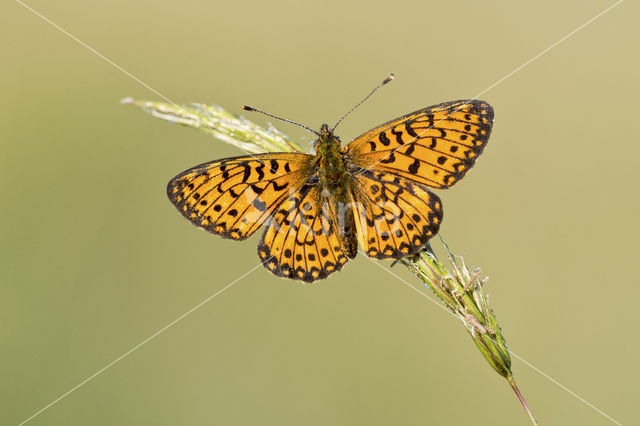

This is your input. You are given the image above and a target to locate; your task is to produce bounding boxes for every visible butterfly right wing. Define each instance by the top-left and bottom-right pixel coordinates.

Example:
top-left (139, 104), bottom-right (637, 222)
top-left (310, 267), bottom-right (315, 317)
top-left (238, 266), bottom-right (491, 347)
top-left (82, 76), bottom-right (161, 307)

top-left (345, 100), bottom-right (494, 189)
top-left (167, 152), bottom-right (313, 240)
top-left (349, 168), bottom-right (443, 259)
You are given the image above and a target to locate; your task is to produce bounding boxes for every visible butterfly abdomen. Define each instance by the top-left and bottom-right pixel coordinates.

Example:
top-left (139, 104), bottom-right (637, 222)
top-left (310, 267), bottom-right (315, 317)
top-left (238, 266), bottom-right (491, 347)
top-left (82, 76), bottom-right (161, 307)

top-left (339, 206), bottom-right (358, 259)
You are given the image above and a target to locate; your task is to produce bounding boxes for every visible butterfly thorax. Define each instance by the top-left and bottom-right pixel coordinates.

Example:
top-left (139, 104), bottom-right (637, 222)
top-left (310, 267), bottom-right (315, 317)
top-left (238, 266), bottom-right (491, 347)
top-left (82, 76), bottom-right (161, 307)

top-left (314, 124), bottom-right (351, 198)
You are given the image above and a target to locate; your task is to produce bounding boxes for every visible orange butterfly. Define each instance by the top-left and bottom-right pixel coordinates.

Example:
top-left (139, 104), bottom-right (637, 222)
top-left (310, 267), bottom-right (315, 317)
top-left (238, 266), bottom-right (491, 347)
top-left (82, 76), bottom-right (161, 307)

top-left (167, 80), bottom-right (493, 282)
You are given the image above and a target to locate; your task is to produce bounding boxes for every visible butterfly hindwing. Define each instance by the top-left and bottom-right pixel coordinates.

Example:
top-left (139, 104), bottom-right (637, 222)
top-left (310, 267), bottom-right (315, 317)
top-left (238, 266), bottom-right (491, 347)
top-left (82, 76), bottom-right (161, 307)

top-left (258, 182), bottom-right (350, 282)
top-left (167, 152), bottom-right (313, 240)
top-left (351, 168), bottom-right (443, 259)
top-left (345, 100), bottom-right (493, 189)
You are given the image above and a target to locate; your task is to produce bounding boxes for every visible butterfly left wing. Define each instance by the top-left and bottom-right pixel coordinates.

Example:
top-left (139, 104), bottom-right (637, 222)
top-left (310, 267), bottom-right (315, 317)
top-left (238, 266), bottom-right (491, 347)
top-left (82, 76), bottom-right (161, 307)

top-left (167, 152), bottom-right (313, 240)
top-left (258, 181), bottom-right (350, 282)
top-left (345, 100), bottom-right (493, 189)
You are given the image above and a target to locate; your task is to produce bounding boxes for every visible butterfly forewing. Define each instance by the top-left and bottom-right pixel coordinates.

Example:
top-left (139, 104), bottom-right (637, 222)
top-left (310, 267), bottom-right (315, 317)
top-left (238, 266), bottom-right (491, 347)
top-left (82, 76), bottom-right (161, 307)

top-left (345, 100), bottom-right (494, 189)
top-left (167, 153), bottom-right (313, 240)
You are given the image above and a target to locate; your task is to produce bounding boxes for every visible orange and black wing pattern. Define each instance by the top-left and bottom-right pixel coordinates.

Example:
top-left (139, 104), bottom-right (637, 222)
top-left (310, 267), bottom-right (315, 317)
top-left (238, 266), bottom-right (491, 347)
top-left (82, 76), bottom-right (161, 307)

top-left (345, 100), bottom-right (494, 189)
top-left (350, 168), bottom-right (443, 259)
top-left (258, 180), bottom-right (350, 282)
top-left (167, 152), bottom-right (313, 240)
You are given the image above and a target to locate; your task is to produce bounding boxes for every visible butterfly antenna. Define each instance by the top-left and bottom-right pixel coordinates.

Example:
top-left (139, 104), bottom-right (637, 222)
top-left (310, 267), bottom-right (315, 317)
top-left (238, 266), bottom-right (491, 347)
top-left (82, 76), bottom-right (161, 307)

top-left (330, 73), bottom-right (395, 132)
top-left (242, 105), bottom-right (320, 136)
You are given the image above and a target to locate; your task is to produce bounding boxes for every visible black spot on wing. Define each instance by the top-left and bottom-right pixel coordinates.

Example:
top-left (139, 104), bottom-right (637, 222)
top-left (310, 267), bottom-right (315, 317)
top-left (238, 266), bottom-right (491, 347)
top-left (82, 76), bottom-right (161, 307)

top-left (380, 153), bottom-right (395, 164)
top-left (405, 123), bottom-right (418, 138)
top-left (408, 159), bottom-right (420, 174)
top-left (269, 159), bottom-right (279, 173)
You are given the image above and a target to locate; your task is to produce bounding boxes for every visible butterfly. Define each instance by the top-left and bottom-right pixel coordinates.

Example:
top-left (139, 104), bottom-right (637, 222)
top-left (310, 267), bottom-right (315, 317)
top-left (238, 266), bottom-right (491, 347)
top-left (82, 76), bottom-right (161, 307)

top-left (167, 94), bottom-right (493, 283)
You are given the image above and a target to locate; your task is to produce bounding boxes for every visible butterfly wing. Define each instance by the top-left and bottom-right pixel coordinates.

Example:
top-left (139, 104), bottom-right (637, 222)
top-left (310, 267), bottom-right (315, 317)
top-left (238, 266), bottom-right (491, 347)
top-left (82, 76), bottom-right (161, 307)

top-left (349, 169), bottom-right (443, 259)
top-left (258, 181), bottom-right (350, 282)
top-left (345, 100), bottom-right (494, 189)
top-left (343, 100), bottom-right (493, 259)
top-left (167, 152), bottom-right (313, 240)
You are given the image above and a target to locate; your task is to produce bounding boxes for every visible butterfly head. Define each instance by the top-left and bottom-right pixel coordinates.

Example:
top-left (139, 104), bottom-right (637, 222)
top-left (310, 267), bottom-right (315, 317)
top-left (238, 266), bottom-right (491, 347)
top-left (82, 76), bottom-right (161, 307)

top-left (314, 123), bottom-right (342, 151)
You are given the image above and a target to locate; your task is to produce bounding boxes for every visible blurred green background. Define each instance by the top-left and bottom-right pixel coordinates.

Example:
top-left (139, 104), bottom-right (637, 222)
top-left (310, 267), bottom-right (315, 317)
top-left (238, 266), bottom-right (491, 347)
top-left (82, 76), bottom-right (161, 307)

top-left (2, 0), bottom-right (638, 424)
